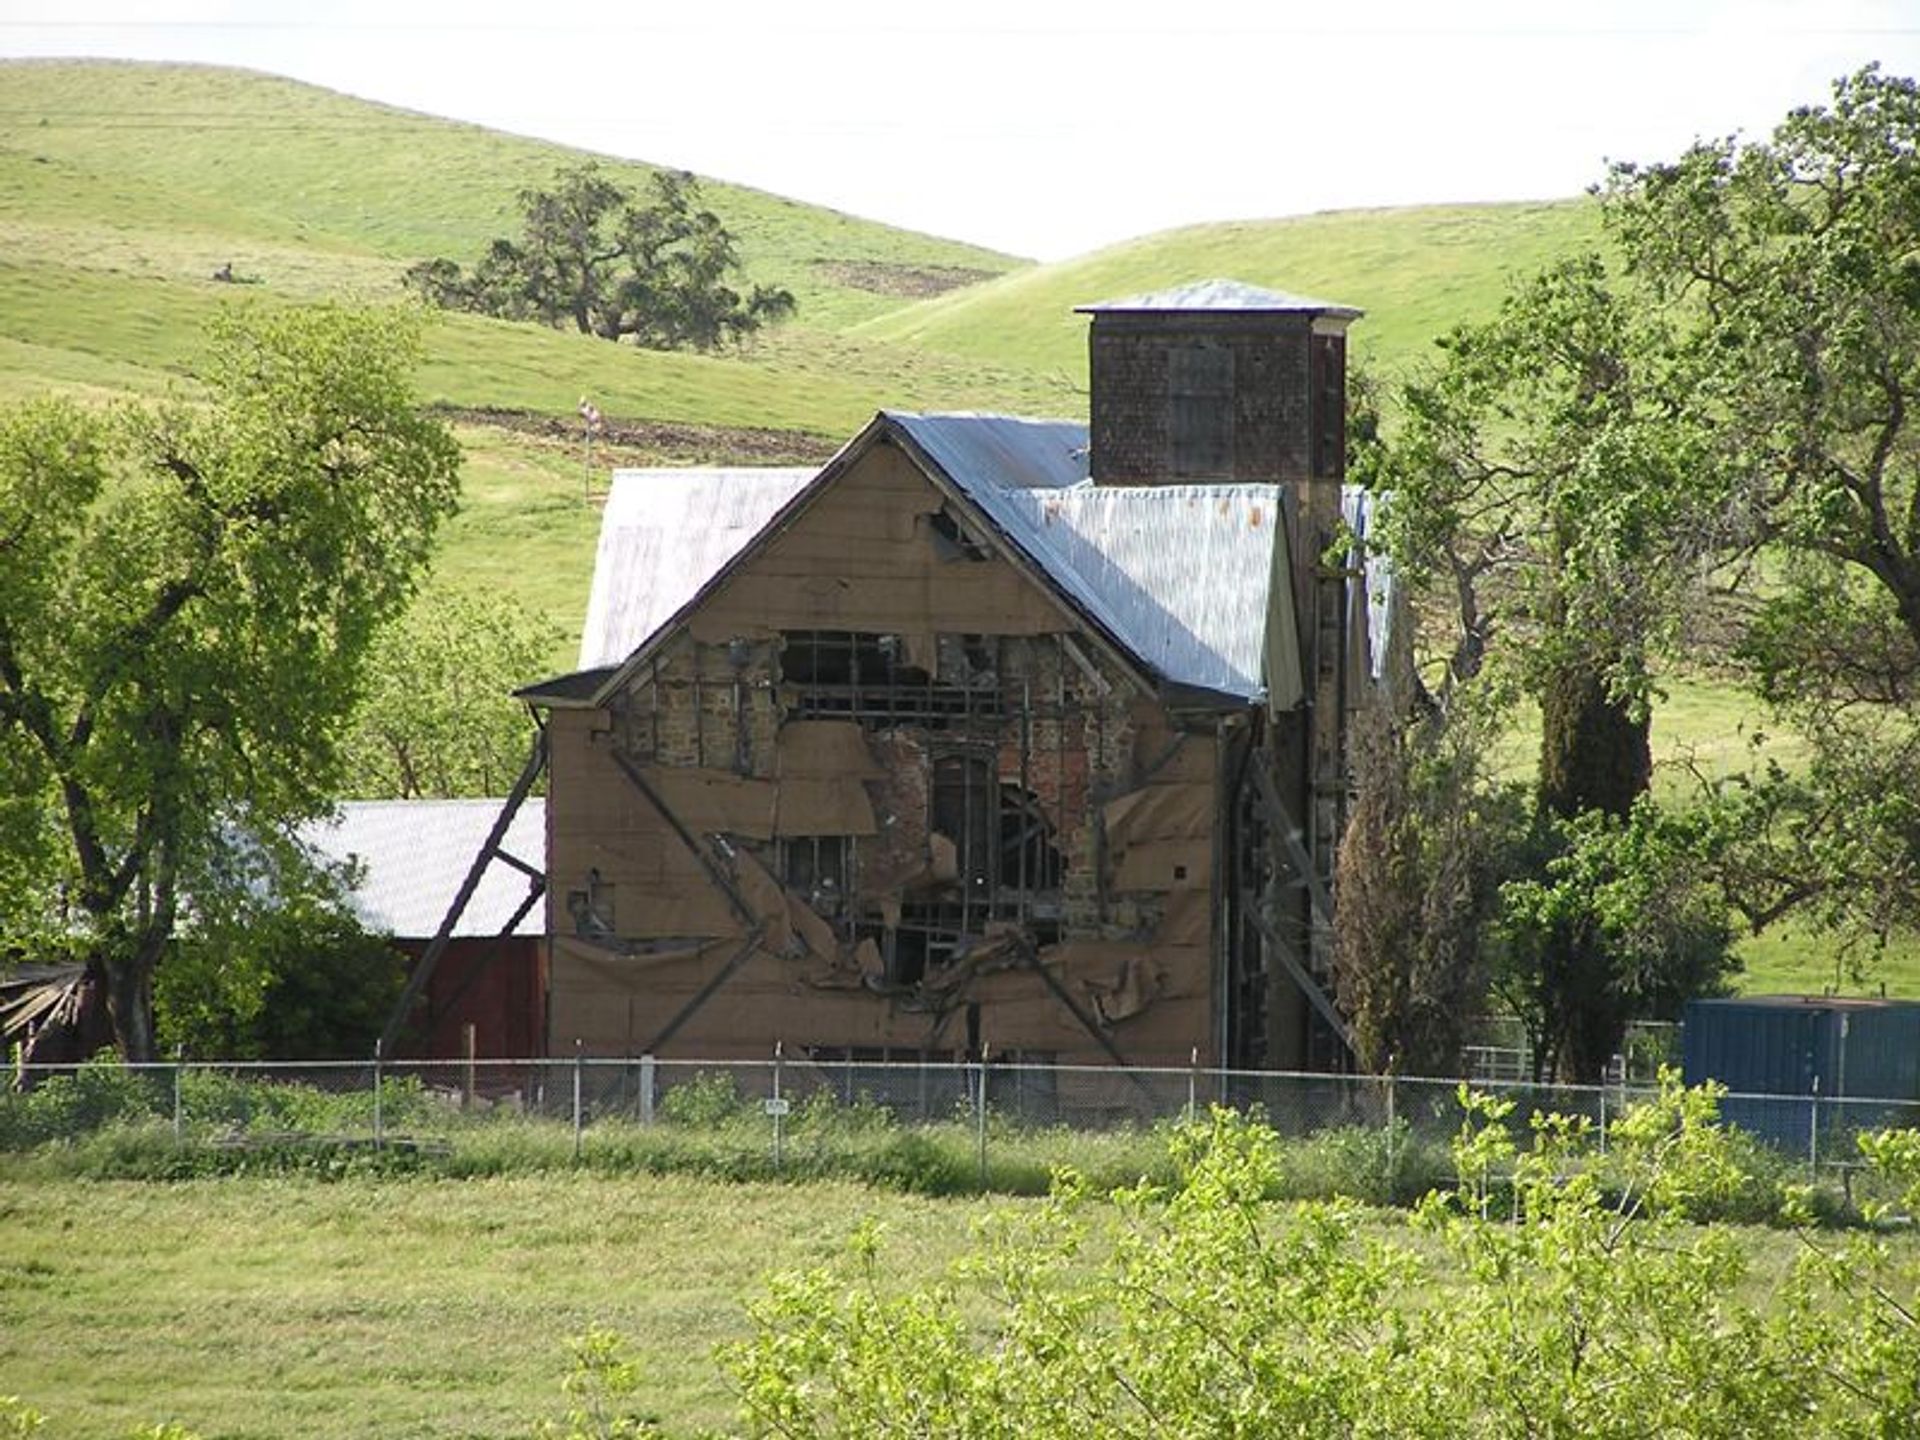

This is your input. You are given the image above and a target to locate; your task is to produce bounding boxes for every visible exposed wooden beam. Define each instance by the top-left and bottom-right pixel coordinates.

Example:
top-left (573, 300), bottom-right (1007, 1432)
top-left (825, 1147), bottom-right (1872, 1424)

top-left (608, 750), bottom-right (760, 931)
top-left (1251, 909), bottom-right (1357, 1060)
top-left (638, 932), bottom-right (764, 1056)
top-left (1248, 756), bottom-right (1334, 927)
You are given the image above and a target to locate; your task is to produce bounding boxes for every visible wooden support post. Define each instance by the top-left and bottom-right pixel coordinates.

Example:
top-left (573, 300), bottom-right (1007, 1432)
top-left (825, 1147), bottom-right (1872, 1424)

top-left (463, 1023), bottom-right (477, 1110)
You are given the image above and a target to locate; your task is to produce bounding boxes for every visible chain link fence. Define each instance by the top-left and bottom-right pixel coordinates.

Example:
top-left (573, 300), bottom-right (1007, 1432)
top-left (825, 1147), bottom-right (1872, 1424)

top-left (5, 1049), bottom-right (1915, 1196)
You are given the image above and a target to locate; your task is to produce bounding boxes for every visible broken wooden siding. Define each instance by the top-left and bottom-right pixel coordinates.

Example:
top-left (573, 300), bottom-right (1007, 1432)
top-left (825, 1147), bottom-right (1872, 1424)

top-left (545, 439), bottom-right (1230, 1067)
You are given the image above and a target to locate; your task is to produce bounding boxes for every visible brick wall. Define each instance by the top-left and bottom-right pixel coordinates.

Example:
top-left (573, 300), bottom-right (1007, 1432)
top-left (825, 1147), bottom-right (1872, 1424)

top-left (1087, 313), bottom-right (1320, 485)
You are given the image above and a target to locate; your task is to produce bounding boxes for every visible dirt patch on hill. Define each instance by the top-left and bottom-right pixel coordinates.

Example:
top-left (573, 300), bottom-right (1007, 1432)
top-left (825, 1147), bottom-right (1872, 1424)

top-left (813, 260), bottom-right (1003, 298)
top-left (435, 405), bottom-right (840, 468)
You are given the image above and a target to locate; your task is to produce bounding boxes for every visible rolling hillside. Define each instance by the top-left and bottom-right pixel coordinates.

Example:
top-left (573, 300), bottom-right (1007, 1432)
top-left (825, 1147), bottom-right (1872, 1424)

top-left (0, 58), bottom-right (1614, 645)
top-left (856, 201), bottom-right (1602, 380)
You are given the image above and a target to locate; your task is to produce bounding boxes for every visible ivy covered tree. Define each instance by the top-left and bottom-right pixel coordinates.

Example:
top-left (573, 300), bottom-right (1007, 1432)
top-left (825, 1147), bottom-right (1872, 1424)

top-left (0, 305), bottom-right (461, 1062)
top-left (405, 164), bottom-right (796, 351)
top-left (1370, 256), bottom-right (1732, 1080)
top-left (1332, 695), bottom-right (1523, 1076)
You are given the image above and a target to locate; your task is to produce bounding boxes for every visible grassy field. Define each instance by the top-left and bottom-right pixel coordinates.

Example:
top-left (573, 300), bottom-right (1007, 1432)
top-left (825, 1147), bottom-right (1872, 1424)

top-left (0, 1173), bottom-right (1005, 1438)
top-left (0, 59), bottom-right (1610, 653)
top-left (855, 199), bottom-right (1602, 381)
top-left (0, 1160), bottom-right (1903, 1440)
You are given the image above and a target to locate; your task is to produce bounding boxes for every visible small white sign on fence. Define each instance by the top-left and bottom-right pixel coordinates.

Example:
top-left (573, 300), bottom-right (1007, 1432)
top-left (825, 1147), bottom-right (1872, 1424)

top-left (763, 1097), bottom-right (791, 1117)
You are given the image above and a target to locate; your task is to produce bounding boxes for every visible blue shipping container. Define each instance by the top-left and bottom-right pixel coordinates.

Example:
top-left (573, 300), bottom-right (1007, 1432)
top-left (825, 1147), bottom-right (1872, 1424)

top-left (1682, 997), bottom-right (1920, 1151)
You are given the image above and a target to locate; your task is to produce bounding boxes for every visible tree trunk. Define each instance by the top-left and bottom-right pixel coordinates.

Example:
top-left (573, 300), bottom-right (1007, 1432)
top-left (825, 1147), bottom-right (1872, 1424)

top-left (101, 951), bottom-right (159, 1064)
top-left (1539, 659), bottom-right (1650, 820)
top-left (1538, 652), bottom-right (1652, 1083)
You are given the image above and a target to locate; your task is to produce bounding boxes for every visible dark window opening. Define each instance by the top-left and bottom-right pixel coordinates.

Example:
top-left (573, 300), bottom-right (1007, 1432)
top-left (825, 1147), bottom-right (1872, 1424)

top-left (928, 506), bottom-right (991, 562)
top-left (781, 630), bottom-right (899, 688)
top-left (780, 630), bottom-right (1002, 727)
top-left (933, 754), bottom-right (996, 893)
top-left (780, 835), bottom-right (851, 919)
top-left (890, 923), bottom-right (929, 987)
top-left (566, 868), bottom-right (616, 939)
top-left (999, 784), bottom-right (1064, 891)
top-left (1170, 343), bottom-right (1235, 477)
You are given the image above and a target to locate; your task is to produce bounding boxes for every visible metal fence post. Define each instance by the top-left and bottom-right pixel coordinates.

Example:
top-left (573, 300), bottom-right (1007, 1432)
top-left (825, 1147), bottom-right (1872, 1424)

top-left (372, 1039), bottom-right (384, 1150)
top-left (571, 1039), bottom-right (584, 1162)
top-left (772, 1042), bottom-right (785, 1174)
top-left (1187, 1046), bottom-right (1199, 1123)
top-left (172, 1046), bottom-right (184, 1143)
top-left (1384, 1072), bottom-right (1397, 1198)
top-left (1809, 1075), bottom-right (1821, 1175)
top-left (639, 1054), bottom-right (656, 1127)
top-left (976, 1047), bottom-right (990, 1192)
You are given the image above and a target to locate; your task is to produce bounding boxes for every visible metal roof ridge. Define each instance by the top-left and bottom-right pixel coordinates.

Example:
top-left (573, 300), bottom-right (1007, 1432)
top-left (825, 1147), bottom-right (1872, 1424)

top-left (1076, 278), bottom-right (1363, 317)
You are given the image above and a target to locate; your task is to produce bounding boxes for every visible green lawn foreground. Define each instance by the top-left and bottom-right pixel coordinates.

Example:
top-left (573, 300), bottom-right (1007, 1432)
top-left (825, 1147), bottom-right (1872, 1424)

top-left (0, 1174), bottom-right (1004, 1439)
top-left (0, 1168), bottom-right (1906, 1440)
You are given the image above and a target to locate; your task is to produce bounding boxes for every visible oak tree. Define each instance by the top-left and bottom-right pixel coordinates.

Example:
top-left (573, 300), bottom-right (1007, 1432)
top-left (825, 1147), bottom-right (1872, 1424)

top-left (1605, 65), bottom-right (1920, 945)
top-left (1372, 256), bottom-right (1730, 1080)
top-left (339, 583), bottom-right (555, 800)
top-left (405, 165), bottom-right (796, 351)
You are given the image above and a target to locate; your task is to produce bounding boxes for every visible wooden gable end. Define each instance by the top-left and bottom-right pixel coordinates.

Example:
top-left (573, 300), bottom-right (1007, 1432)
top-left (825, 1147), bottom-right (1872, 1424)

top-left (681, 435), bottom-right (1074, 652)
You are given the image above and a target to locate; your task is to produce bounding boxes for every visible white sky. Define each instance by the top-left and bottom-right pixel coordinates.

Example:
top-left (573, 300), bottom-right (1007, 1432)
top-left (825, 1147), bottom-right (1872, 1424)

top-left (6, 1), bottom-right (1919, 260)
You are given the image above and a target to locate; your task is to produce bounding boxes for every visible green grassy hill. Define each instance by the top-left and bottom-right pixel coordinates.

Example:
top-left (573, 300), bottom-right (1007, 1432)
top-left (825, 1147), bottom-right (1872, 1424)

top-left (0, 58), bottom-right (1613, 649)
top-left (856, 201), bottom-right (1602, 381)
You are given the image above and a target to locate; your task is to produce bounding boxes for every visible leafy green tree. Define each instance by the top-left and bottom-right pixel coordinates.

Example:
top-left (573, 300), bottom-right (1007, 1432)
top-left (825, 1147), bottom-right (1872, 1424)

top-left (154, 841), bottom-right (402, 1060)
top-left (1372, 256), bottom-right (1725, 1079)
top-left (405, 165), bottom-right (796, 351)
top-left (1603, 65), bottom-right (1920, 946)
top-left (1496, 800), bottom-right (1738, 1080)
top-left (0, 305), bottom-right (460, 1062)
top-left (340, 584), bottom-right (555, 799)
top-left (1332, 695), bottom-right (1525, 1075)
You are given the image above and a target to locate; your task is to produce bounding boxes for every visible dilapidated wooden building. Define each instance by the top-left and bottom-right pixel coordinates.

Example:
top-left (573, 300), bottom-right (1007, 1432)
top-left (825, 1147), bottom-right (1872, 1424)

top-left (521, 281), bottom-right (1402, 1070)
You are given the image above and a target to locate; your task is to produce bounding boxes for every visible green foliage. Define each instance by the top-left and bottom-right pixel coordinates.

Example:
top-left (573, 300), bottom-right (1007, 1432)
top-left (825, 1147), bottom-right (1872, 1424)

top-left (0, 1396), bottom-right (202, 1439)
top-left (0, 1053), bottom-right (167, 1148)
top-left (340, 582), bottom-right (556, 799)
top-left (0, 1398), bottom-right (42, 1439)
top-left (156, 849), bottom-right (403, 1059)
top-left (725, 1080), bottom-right (1920, 1439)
top-left (1602, 66), bottom-right (1920, 951)
top-left (1333, 693), bottom-right (1528, 1074)
top-left (407, 165), bottom-right (797, 352)
top-left (1369, 249), bottom-right (1730, 1079)
top-left (1496, 799), bottom-right (1739, 1078)
top-left (532, 1328), bottom-right (661, 1440)
top-left (656, 1071), bottom-right (751, 1127)
top-left (0, 303), bottom-right (460, 1060)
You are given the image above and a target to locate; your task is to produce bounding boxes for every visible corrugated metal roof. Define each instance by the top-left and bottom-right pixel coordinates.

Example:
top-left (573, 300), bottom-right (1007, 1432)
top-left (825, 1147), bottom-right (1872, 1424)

top-left (578, 468), bottom-right (816, 669)
top-left (993, 485), bottom-right (1286, 699)
top-left (885, 411), bottom-right (1089, 492)
top-left (302, 799), bottom-right (546, 940)
top-left (890, 413), bottom-right (1291, 702)
top-left (1077, 279), bottom-right (1363, 319)
top-left (566, 413), bottom-right (1313, 706)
